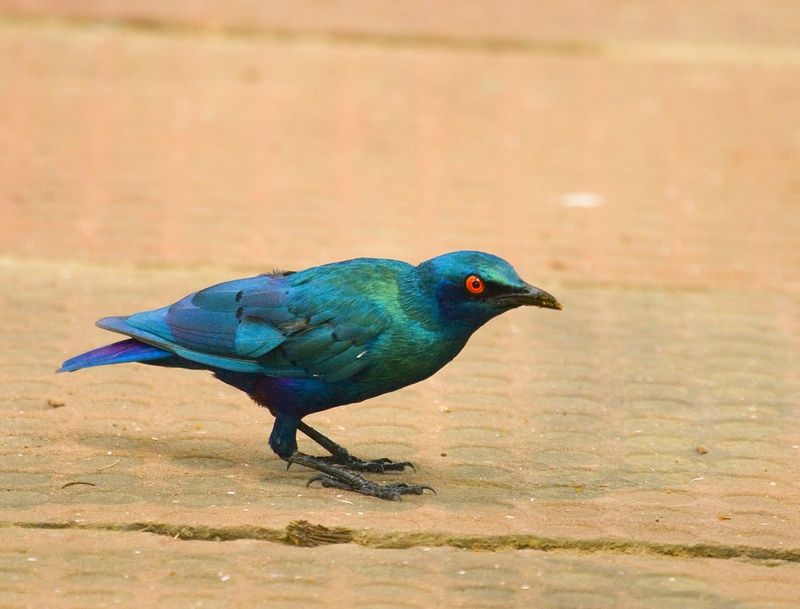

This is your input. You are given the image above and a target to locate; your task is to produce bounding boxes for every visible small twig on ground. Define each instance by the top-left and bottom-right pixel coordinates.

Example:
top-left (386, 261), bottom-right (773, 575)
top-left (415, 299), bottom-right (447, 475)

top-left (61, 481), bottom-right (96, 489)
top-left (97, 459), bottom-right (121, 472)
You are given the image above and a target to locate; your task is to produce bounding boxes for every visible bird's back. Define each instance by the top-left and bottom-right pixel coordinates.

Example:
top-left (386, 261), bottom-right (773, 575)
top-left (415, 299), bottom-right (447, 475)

top-left (89, 258), bottom-right (432, 381)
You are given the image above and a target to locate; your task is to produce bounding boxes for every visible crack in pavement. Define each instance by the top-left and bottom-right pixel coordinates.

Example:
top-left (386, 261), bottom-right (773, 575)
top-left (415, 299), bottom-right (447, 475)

top-left (0, 13), bottom-right (602, 56)
top-left (4, 520), bottom-right (799, 564)
top-left (3, 14), bottom-right (800, 66)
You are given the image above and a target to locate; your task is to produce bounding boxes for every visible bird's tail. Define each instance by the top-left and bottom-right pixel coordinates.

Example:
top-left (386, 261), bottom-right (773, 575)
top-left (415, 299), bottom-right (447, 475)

top-left (57, 339), bottom-right (172, 373)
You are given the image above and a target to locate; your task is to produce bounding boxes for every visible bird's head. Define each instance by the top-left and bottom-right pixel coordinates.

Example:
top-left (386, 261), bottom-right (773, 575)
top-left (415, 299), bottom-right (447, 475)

top-left (417, 251), bottom-right (561, 329)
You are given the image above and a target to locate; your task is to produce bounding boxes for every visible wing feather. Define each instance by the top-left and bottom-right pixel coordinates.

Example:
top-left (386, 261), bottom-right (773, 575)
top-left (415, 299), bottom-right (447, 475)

top-left (96, 263), bottom-right (395, 382)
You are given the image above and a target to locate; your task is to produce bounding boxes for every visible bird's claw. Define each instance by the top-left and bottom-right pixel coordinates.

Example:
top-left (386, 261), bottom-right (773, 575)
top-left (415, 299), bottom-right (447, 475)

top-left (287, 452), bottom-right (434, 501)
top-left (307, 474), bottom-right (435, 501)
top-left (324, 453), bottom-right (415, 473)
top-left (371, 458), bottom-right (416, 473)
top-left (296, 421), bottom-right (416, 472)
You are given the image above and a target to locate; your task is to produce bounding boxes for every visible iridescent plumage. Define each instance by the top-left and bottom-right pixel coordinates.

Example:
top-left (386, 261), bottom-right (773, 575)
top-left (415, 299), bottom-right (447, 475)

top-left (60, 251), bottom-right (560, 499)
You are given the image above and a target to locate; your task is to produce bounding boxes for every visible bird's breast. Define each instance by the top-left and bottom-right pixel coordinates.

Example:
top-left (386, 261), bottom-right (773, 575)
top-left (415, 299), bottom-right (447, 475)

top-left (362, 326), bottom-right (470, 390)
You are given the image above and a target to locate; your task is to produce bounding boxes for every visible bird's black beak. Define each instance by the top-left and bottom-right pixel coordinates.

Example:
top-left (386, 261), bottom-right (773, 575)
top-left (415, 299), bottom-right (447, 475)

top-left (493, 283), bottom-right (562, 310)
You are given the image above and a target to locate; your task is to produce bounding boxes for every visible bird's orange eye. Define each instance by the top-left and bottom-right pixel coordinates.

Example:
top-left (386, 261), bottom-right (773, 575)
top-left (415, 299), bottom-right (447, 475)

top-left (465, 275), bottom-right (484, 294)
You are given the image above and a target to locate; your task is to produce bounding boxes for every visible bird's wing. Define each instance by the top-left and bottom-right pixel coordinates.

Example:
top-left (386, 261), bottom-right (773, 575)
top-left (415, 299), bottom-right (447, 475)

top-left (97, 271), bottom-right (390, 382)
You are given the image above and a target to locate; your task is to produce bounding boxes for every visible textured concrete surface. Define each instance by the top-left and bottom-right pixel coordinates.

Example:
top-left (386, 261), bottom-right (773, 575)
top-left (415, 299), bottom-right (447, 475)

top-left (2, 257), bottom-right (799, 547)
top-left (1, 528), bottom-right (800, 608)
top-left (0, 3), bottom-right (799, 608)
top-left (1, 16), bottom-right (799, 289)
top-left (2, 527), bottom-right (799, 609)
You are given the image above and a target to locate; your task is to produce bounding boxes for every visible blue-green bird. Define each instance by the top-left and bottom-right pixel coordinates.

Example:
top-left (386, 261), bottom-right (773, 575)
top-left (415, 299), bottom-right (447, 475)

top-left (60, 251), bottom-right (561, 499)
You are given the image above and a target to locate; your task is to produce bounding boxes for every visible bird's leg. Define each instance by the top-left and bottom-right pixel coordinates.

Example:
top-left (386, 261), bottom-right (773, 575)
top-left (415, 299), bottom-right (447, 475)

top-left (296, 420), bottom-right (415, 473)
top-left (285, 452), bottom-right (435, 501)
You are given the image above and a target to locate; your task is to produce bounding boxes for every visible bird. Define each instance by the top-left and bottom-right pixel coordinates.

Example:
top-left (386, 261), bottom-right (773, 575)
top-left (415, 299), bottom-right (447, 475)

top-left (59, 251), bottom-right (561, 500)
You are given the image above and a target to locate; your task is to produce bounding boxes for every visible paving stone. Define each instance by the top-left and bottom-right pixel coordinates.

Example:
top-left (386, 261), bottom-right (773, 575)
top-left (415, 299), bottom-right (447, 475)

top-left (0, 258), bottom-right (797, 553)
top-left (0, 528), bottom-right (798, 608)
top-left (0, 19), bottom-right (799, 290)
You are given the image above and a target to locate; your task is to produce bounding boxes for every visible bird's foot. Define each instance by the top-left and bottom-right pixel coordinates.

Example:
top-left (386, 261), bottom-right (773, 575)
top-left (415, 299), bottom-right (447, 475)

top-left (320, 446), bottom-right (415, 473)
top-left (309, 475), bottom-right (434, 501)
top-left (295, 421), bottom-right (414, 473)
top-left (287, 452), bottom-right (435, 501)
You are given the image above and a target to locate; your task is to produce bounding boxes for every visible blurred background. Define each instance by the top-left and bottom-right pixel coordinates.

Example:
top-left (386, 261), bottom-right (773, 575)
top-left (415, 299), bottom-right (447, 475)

top-left (1, 0), bottom-right (798, 290)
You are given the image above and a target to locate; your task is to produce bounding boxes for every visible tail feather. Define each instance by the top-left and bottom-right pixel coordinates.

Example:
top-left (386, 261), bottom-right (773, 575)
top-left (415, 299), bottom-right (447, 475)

top-left (58, 339), bottom-right (172, 373)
